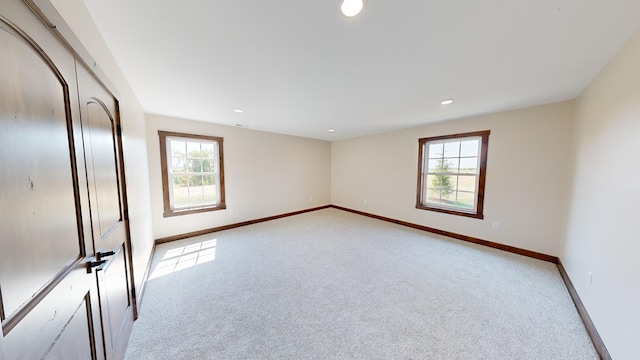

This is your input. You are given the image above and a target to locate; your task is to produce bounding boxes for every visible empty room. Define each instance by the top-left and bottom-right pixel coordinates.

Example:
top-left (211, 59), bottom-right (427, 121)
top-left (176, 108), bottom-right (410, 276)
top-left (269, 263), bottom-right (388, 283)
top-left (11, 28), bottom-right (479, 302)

top-left (1, 0), bottom-right (639, 359)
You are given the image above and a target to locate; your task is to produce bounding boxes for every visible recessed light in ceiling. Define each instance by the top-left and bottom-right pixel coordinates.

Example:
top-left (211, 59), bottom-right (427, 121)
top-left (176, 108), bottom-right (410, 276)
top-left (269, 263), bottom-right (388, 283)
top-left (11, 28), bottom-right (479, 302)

top-left (440, 99), bottom-right (454, 105)
top-left (233, 108), bottom-right (244, 113)
top-left (328, 128), bottom-right (335, 132)
top-left (341, 0), bottom-right (364, 17)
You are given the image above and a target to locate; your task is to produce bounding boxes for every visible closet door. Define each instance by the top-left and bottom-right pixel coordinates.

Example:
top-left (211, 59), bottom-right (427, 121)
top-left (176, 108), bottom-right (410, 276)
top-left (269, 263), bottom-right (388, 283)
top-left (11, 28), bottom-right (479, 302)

top-left (0, 2), bottom-right (104, 359)
top-left (76, 64), bottom-right (134, 360)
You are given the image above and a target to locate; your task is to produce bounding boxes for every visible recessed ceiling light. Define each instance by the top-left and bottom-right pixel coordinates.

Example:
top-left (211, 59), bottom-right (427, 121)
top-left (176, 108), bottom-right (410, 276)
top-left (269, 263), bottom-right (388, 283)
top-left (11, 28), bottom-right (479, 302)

top-left (328, 128), bottom-right (335, 132)
top-left (341, 0), bottom-right (364, 17)
top-left (440, 99), bottom-right (454, 105)
top-left (233, 108), bottom-right (244, 113)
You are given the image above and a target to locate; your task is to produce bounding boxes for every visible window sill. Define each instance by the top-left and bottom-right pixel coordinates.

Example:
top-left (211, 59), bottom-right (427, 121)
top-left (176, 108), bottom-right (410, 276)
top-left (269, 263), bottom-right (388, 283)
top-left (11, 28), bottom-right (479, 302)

top-left (163, 204), bottom-right (227, 218)
top-left (415, 204), bottom-right (484, 219)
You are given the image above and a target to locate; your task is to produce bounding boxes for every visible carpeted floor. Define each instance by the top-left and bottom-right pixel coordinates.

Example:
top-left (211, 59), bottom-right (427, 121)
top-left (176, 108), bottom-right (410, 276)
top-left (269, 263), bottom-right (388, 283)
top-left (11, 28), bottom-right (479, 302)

top-left (124, 209), bottom-right (598, 359)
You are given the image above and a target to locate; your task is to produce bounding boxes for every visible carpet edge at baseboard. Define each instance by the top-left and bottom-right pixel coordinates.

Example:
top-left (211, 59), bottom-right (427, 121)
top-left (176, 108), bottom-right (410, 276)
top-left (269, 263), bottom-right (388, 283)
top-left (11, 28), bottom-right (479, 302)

top-left (330, 205), bottom-right (559, 263)
top-left (132, 241), bottom-right (157, 319)
top-left (557, 261), bottom-right (611, 360)
top-left (154, 205), bottom-right (332, 244)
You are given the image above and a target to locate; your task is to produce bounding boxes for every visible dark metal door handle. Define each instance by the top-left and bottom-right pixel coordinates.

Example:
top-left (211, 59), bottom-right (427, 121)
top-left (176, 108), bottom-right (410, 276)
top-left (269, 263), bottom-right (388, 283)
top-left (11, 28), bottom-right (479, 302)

top-left (86, 259), bottom-right (107, 273)
top-left (96, 250), bottom-right (116, 260)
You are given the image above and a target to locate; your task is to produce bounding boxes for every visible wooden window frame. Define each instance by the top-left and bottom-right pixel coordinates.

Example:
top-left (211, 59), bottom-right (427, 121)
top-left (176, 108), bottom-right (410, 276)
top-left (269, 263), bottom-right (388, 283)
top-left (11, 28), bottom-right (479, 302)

top-left (416, 130), bottom-right (490, 219)
top-left (159, 131), bottom-right (226, 217)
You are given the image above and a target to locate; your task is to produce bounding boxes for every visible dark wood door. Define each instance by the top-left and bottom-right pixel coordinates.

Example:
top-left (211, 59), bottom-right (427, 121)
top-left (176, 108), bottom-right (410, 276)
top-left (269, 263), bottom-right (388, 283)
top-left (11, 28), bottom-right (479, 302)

top-left (0, 2), bottom-right (105, 359)
top-left (0, 1), bottom-right (134, 359)
top-left (76, 64), bottom-right (134, 360)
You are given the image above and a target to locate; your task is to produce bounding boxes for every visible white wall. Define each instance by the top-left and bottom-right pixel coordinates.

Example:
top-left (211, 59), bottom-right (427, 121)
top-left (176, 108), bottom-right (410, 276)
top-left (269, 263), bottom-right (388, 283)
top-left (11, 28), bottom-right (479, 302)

top-left (332, 101), bottom-right (575, 256)
top-left (50, 0), bottom-right (154, 303)
top-left (562, 29), bottom-right (640, 360)
top-left (146, 114), bottom-right (332, 240)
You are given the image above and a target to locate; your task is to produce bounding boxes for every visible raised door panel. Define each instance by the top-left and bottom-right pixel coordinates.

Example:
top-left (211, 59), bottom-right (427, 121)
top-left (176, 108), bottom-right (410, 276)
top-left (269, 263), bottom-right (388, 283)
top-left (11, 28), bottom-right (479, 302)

top-left (85, 99), bottom-right (122, 237)
top-left (98, 241), bottom-right (130, 352)
top-left (2, 272), bottom-right (101, 360)
top-left (0, 15), bottom-right (79, 320)
top-left (0, 2), bottom-right (104, 359)
top-left (41, 296), bottom-right (95, 359)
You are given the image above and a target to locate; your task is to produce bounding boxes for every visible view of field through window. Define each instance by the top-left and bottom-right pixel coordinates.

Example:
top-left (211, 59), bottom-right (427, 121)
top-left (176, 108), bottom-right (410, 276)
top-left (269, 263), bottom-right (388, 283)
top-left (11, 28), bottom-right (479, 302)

top-left (168, 138), bottom-right (220, 210)
top-left (424, 137), bottom-right (480, 211)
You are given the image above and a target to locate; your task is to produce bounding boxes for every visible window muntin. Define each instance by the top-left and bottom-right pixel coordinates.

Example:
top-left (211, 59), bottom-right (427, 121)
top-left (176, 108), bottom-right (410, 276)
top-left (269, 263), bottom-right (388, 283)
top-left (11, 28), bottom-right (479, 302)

top-left (159, 131), bottom-right (226, 217)
top-left (417, 130), bottom-right (489, 219)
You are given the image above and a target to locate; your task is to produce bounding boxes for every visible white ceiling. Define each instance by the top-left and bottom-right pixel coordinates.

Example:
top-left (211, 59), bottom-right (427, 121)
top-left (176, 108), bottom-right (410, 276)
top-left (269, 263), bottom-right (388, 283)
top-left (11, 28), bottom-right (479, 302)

top-left (82, 0), bottom-right (640, 141)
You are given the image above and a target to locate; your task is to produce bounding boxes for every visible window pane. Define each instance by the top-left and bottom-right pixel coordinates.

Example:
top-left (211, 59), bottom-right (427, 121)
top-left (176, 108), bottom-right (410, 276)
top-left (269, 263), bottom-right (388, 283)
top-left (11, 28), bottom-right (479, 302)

top-left (188, 192), bottom-right (204, 207)
top-left (201, 158), bottom-right (213, 172)
top-left (455, 191), bottom-right (475, 209)
top-left (171, 175), bottom-right (190, 209)
top-left (460, 139), bottom-right (479, 157)
top-left (172, 174), bottom-right (188, 187)
top-left (170, 140), bottom-right (186, 155)
top-left (457, 175), bottom-right (477, 193)
top-left (187, 176), bottom-right (204, 207)
top-left (425, 187), bottom-right (444, 205)
top-left (189, 158), bottom-right (203, 173)
top-left (459, 157), bottom-right (478, 174)
top-left (194, 174), bottom-right (207, 187)
top-left (428, 143), bottom-right (444, 158)
top-left (201, 174), bottom-right (216, 186)
top-left (203, 188), bottom-right (217, 205)
top-left (169, 141), bottom-right (187, 175)
top-left (203, 175), bottom-right (217, 204)
top-left (443, 176), bottom-right (458, 197)
top-left (426, 174), bottom-right (457, 199)
top-left (428, 159), bottom-right (458, 173)
top-left (172, 156), bottom-right (186, 173)
top-left (187, 141), bottom-right (200, 155)
top-left (427, 159), bottom-right (440, 173)
top-left (444, 158), bottom-right (459, 173)
top-left (425, 174), bottom-right (437, 192)
top-left (443, 141), bottom-right (460, 157)
top-left (201, 142), bottom-right (214, 157)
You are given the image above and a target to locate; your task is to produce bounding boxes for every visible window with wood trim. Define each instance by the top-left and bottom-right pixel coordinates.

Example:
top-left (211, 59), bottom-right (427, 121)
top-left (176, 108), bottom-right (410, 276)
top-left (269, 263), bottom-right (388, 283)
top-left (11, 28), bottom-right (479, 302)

top-left (159, 131), bottom-right (226, 217)
top-left (416, 130), bottom-right (489, 219)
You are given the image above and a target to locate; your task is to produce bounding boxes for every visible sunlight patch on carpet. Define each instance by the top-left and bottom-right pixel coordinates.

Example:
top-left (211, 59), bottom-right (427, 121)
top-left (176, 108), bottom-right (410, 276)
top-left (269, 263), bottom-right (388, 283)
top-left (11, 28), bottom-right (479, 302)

top-left (149, 239), bottom-right (217, 279)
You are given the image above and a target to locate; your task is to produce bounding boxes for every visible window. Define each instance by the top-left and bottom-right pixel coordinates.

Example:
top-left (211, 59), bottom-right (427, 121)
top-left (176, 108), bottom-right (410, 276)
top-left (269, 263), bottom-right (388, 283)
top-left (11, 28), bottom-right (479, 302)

top-left (159, 131), bottom-right (226, 217)
top-left (416, 130), bottom-right (489, 219)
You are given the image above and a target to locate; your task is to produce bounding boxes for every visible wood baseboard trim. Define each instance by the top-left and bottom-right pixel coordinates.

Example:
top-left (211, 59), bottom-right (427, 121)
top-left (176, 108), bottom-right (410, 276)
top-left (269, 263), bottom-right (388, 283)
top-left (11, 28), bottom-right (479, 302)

top-left (557, 261), bottom-right (611, 360)
top-left (132, 241), bottom-right (157, 320)
top-left (330, 205), bottom-right (559, 264)
top-left (155, 205), bottom-right (332, 244)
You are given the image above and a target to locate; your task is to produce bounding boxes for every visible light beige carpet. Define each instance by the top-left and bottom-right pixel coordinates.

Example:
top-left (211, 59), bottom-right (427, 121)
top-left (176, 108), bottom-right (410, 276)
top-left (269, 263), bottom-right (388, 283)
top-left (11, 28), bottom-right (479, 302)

top-left (125, 209), bottom-right (598, 359)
